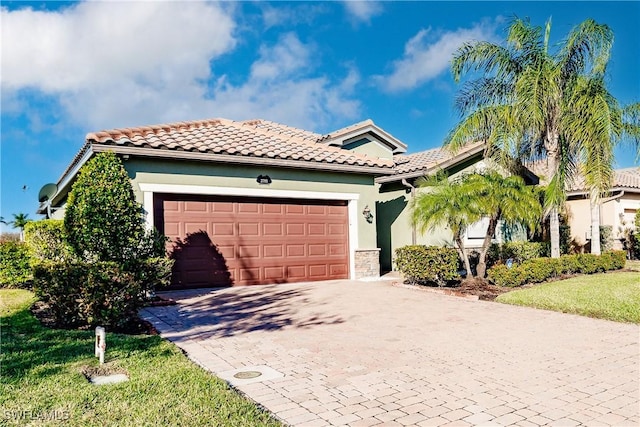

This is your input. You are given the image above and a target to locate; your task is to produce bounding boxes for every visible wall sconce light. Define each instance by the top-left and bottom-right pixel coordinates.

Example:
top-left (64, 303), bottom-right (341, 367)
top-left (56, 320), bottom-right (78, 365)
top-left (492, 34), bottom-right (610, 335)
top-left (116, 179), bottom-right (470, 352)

top-left (362, 205), bottom-right (373, 223)
top-left (256, 174), bottom-right (272, 185)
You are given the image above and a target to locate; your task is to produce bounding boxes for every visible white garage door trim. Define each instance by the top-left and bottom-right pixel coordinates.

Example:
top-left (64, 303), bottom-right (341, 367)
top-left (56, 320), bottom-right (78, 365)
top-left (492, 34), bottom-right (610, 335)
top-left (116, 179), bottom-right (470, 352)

top-left (139, 183), bottom-right (360, 280)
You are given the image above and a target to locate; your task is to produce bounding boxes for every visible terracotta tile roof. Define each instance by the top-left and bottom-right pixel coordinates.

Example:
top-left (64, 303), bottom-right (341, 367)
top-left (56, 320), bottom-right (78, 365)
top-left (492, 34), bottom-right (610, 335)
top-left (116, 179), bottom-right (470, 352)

top-left (613, 167), bottom-right (640, 189)
top-left (566, 167), bottom-right (640, 192)
top-left (526, 160), bottom-right (640, 192)
top-left (376, 141), bottom-right (486, 183)
top-left (84, 118), bottom-right (394, 169)
top-left (392, 147), bottom-right (453, 175)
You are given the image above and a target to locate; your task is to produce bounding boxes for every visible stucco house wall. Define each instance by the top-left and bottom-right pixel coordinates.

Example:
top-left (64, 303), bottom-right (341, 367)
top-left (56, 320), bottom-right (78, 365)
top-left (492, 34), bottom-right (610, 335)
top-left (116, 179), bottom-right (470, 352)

top-left (565, 168), bottom-right (640, 251)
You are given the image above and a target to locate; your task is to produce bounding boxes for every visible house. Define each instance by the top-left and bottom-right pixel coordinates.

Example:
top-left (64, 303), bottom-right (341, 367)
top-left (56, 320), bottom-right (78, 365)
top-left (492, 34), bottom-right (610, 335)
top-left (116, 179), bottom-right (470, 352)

top-left (564, 168), bottom-right (640, 251)
top-left (39, 117), bottom-right (517, 287)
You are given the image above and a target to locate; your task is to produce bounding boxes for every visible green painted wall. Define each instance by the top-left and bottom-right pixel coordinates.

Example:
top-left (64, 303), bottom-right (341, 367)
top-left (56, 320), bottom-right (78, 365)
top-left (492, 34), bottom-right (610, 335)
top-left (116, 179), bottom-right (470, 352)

top-left (343, 137), bottom-right (394, 160)
top-left (124, 158), bottom-right (380, 249)
top-left (376, 184), bottom-right (453, 272)
top-left (376, 155), bottom-right (490, 272)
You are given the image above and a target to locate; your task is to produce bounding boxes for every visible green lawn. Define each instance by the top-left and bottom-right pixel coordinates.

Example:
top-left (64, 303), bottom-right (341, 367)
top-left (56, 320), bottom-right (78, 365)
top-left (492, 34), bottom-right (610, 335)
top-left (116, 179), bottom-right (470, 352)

top-left (496, 271), bottom-right (640, 323)
top-left (0, 289), bottom-right (282, 427)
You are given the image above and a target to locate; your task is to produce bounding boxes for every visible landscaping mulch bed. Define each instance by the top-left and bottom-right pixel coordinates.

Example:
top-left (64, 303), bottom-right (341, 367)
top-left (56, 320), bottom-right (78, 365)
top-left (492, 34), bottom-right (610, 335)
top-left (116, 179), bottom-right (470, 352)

top-left (455, 278), bottom-right (510, 300)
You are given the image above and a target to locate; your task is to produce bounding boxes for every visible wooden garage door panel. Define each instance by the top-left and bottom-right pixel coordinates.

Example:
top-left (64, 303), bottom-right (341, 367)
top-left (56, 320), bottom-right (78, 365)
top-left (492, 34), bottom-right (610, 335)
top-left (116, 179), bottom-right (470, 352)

top-left (155, 194), bottom-right (349, 287)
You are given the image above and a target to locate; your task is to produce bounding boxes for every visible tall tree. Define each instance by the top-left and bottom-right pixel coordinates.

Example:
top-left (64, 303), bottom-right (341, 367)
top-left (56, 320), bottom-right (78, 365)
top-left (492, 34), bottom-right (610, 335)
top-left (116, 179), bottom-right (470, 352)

top-left (446, 17), bottom-right (622, 257)
top-left (10, 213), bottom-right (31, 241)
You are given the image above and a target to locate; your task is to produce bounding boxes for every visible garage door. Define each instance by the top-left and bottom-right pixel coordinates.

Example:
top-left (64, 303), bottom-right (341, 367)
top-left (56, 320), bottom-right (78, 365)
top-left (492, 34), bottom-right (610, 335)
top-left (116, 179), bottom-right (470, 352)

top-left (154, 194), bottom-right (350, 287)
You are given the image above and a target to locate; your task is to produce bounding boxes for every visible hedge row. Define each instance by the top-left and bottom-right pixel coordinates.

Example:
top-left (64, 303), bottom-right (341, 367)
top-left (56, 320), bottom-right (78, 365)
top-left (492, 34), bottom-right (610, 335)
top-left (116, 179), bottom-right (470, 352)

top-left (487, 241), bottom-right (549, 266)
top-left (395, 245), bottom-right (459, 286)
top-left (487, 251), bottom-right (627, 287)
top-left (0, 241), bottom-right (31, 288)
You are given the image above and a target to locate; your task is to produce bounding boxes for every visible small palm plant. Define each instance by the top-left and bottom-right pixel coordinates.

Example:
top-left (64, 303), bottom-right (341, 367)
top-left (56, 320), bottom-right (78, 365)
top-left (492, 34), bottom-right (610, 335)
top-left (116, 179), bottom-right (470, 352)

top-left (411, 172), bottom-right (542, 278)
top-left (10, 213), bottom-right (31, 241)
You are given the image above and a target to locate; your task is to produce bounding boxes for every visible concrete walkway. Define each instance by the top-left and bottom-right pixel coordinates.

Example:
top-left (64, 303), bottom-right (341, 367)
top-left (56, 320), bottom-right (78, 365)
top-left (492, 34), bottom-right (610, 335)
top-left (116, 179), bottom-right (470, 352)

top-left (140, 280), bottom-right (639, 426)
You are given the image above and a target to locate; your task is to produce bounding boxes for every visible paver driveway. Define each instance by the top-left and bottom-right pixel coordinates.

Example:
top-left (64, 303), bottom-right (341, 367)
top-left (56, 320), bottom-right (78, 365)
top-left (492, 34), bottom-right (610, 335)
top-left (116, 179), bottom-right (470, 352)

top-left (140, 279), bottom-right (639, 426)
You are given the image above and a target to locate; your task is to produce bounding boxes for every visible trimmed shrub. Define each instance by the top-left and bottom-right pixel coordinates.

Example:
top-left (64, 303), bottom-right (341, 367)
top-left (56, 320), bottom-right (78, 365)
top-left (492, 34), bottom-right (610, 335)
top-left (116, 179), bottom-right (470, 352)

top-left (33, 257), bottom-right (173, 328)
top-left (487, 241), bottom-right (547, 266)
top-left (0, 241), bottom-right (31, 288)
top-left (64, 152), bottom-right (146, 263)
top-left (576, 253), bottom-right (603, 274)
top-left (520, 258), bottom-right (556, 284)
top-left (33, 261), bottom-right (142, 328)
top-left (599, 250), bottom-right (626, 271)
top-left (395, 245), bottom-right (459, 286)
top-left (24, 219), bottom-right (74, 262)
top-left (486, 263), bottom-right (526, 287)
top-left (32, 152), bottom-right (174, 328)
top-left (556, 255), bottom-right (581, 275)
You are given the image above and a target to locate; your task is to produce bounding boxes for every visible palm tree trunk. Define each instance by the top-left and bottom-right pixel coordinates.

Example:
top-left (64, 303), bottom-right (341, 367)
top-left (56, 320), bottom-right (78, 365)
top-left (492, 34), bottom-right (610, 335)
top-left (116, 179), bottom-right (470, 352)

top-left (545, 131), bottom-right (562, 258)
top-left (477, 217), bottom-right (498, 278)
top-left (455, 235), bottom-right (473, 278)
top-left (590, 195), bottom-right (601, 255)
top-left (549, 207), bottom-right (561, 258)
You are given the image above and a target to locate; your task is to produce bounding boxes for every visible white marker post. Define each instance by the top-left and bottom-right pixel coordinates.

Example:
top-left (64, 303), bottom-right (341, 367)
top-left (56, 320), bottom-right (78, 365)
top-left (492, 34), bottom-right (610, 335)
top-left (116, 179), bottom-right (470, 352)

top-left (95, 326), bottom-right (106, 365)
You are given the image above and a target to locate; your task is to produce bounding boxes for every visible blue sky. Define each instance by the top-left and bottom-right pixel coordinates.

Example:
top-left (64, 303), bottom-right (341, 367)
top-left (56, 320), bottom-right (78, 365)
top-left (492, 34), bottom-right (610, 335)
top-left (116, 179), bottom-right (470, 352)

top-left (2, 1), bottom-right (639, 232)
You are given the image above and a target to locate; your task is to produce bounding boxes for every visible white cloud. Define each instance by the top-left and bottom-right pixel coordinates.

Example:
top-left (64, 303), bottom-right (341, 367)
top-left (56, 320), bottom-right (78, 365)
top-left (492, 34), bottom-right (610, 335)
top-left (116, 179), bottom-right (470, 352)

top-left (2, 2), bottom-right (236, 92)
top-left (343, 1), bottom-right (382, 24)
top-left (375, 20), bottom-right (499, 92)
top-left (207, 34), bottom-right (361, 130)
top-left (250, 33), bottom-right (311, 80)
top-left (260, 3), bottom-right (328, 29)
top-left (2, 2), bottom-right (361, 133)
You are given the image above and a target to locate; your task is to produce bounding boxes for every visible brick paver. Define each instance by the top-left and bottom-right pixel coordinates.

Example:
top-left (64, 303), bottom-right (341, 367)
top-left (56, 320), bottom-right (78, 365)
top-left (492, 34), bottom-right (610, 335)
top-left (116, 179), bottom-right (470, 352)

top-left (140, 279), bottom-right (639, 426)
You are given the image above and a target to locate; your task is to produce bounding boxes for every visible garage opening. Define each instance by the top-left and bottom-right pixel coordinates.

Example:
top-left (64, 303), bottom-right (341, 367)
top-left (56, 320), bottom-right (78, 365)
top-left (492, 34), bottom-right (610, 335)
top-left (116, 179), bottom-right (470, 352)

top-left (154, 194), bottom-right (350, 287)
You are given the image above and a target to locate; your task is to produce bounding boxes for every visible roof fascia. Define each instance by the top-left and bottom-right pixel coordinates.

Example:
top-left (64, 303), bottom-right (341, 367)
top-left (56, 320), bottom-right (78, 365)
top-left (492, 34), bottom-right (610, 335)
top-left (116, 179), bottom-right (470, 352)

top-left (566, 187), bottom-right (640, 197)
top-left (91, 145), bottom-right (393, 175)
top-left (53, 144), bottom-right (95, 205)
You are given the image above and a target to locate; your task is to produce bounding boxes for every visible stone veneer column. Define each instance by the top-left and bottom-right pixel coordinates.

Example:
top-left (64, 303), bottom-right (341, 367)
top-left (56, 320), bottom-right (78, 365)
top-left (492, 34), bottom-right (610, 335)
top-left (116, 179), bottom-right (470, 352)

top-left (354, 248), bottom-right (381, 279)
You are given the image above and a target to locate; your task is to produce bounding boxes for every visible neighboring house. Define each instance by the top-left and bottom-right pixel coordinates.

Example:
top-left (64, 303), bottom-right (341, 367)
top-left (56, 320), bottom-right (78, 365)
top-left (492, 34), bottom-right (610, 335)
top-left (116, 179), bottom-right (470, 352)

top-left (564, 168), bottom-right (640, 251)
top-left (39, 117), bottom-right (523, 287)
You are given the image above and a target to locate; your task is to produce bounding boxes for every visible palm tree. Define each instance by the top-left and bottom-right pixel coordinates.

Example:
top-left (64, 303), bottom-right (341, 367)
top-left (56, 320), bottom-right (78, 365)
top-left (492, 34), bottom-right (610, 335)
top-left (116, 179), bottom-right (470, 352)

top-left (411, 174), bottom-right (481, 277)
top-left (411, 172), bottom-right (542, 278)
top-left (445, 17), bottom-right (625, 257)
top-left (463, 172), bottom-right (542, 277)
top-left (10, 213), bottom-right (31, 241)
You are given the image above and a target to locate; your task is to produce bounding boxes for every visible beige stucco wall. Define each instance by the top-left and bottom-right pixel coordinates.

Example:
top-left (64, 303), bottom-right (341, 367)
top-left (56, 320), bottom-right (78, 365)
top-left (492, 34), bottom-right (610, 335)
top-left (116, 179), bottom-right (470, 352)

top-left (566, 197), bottom-right (591, 248)
top-left (567, 192), bottom-right (640, 250)
top-left (125, 158), bottom-right (380, 251)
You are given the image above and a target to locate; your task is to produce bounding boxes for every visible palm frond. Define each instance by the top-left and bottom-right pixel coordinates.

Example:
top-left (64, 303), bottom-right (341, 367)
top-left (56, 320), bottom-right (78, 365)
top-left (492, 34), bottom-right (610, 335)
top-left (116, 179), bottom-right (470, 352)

top-left (454, 77), bottom-right (514, 117)
top-left (558, 18), bottom-right (613, 79)
top-left (451, 41), bottom-right (520, 83)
